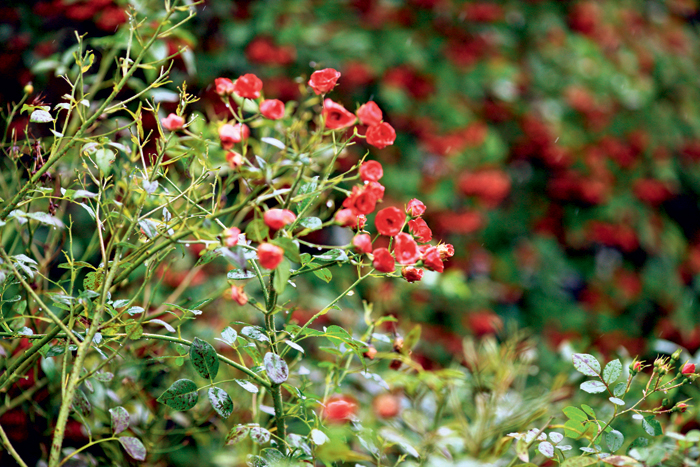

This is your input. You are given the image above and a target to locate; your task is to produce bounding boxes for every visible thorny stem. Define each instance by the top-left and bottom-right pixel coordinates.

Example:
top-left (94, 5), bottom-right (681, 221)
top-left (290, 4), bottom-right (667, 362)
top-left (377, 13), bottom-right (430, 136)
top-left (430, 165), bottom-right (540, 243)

top-left (0, 422), bottom-right (28, 467)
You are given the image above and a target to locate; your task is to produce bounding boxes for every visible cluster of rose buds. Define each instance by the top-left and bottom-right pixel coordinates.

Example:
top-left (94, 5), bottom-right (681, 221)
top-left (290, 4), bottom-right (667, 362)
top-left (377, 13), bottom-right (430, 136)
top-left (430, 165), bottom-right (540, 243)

top-left (339, 159), bottom-right (454, 281)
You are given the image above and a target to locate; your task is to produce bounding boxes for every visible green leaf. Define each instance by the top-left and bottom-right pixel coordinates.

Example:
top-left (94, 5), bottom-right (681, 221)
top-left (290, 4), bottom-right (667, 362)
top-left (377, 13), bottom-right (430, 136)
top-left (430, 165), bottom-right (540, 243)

top-left (642, 416), bottom-right (663, 436)
top-left (119, 437), bottom-right (146, 461)
top-left (609, 397), bottom-right (625, 406)
top-left (109, 407), bottom-right (130, 435)
top-left (295, 177), bottom-right (318, 214)
top-left (235, 379), bottom-right (259, 393)
top-left (208, 387), bottom-right (233, 419)
top-left (83, 271), bottom-right (104, 292)
top-left (94, 148), bottom-right (116, 174)
top-left (563, 406), bottom-right (588, 422)
top-left (580, 404), bottom-right (596, 418)
top-left (573, 353), bottom-right (601, 377)
top-left (601, 455), bottom-right (641, 466)
top-left (613, 382), bottom-right (626, 398)
top-left (30, 109), bottom-right (53, 123)
top-left (227, 269), bottom-right (255, 280)
top-left (226, 425), bottom-right (250, 445)
top-left (605, 429), bottom-right (624, 452)
top-left (603, 359), bottom-right (622, 385)
top-left (273, 237), bottom-right (300, 263)
top-left (24, 212), bottom-right (65, 228)
top-left (314, 248), bottom-right (348, 262)
top-left (561, 457), bottom-right (599, 467)
top-left (563, 420), bottom-right (585, 439)
top-left (71, 389), bottom-right (91, 416)
top-left (580, 380), bottom-right (607, 393)
top-left (264, 352), bottom-right (289, 384)
top-left (273, 258), bottom-right (291, 294)
top-left (190, 337), bottom-right (219, 380)
top-left (157, 379), bottom-right (199, 411)
top-left (313, 268), bottom-right (332, 283)
top-left (249, 425), bottom-right (271, 444)
top-left (245, 218), bottom-right (269, 243)
top-left (628, 437), bottom-right (649, 449)
top-left (298, 217), bottom-right (322, 231)
top-left (515, 437), bottom-right (529, 462)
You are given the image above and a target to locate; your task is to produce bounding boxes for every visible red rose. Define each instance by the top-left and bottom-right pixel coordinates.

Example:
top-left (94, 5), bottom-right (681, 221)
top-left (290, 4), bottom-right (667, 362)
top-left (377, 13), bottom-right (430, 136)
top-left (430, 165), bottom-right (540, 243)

top-left (365, 181), bottom-right (385, 201)
top-left (406, 199), bottom-right (426, 216)
top-left (422, 246), bottom-right (444, 272)
top-left (233, 73), bottom-right (263, 99)
top-left (366, 122), bottom-right (396, 149)
top-left (437, 243), bottom-right (455, 260)
top-left (223, 227), bottom-right (241, 247)
top-left (360, 160), bottom-right (383, 183)
top-left (215, 77), bottom-right (234, 96)
top-left (335, 208), bottom-right (359, 227)
top-left (342, 185), bottom-right (378, 216)
top-left (375, 207), bottom-right (405, 236)
top-left (408, 218), bottom-right (432, 243)
top-left (264, 209), bottom-right (296, 230)
top-left (372, 248), bottom-right (395, 273)
top-left (226, 151), bottom-right (244, 169)
top-left (394, 233), bottom-right (420, 265)
top-left (260, 99), bottom-right (285, 120)
top-left (308, 68), bottom-right (341, 95)
top-left (324, 396), bottom-right (356, 423)
top-left (682, 362), bottom-right (696, 375)
top-left (229, 285), bottom-right (248, 306)
top-left (258, 243), bottom-right (284, 269)
top-left (323, 99), bottom-right (356, 130)
top-left (373, 393), bottom-right (401, 418)
top-left (357, 101), bottom-right (383, 126)
top-left (219, 123), bottom-right (250, 149)
top-left (352, 234), bottom-right (372, 253)
top-left (401, 266), bottom-right (424, 283)
top-left (161, 113), bottom-right (184, 131)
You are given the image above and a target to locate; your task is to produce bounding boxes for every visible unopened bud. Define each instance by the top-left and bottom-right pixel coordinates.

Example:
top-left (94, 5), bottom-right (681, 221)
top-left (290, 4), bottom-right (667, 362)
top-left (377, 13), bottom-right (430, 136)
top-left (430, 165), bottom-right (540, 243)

top-left (23, 82), bottom-right (33, 95)
top-left (363, 346), bottom-right (377, 360)
top-left (662, 398), bottom-right (669, 407)
top-left (682, 362), bottom-right (696, 375)
top-left (675, 402), bottom-right (689, 413)
top-left (393, 337), bottom-right (404, 353)
top-left (671, 349), bottom-right (682, 361)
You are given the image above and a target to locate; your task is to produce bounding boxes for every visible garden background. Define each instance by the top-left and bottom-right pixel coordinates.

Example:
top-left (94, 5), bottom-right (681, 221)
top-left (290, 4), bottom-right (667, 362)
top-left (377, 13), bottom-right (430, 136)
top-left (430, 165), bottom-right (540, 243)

top-left (2, 0), bottom-right (700, 466)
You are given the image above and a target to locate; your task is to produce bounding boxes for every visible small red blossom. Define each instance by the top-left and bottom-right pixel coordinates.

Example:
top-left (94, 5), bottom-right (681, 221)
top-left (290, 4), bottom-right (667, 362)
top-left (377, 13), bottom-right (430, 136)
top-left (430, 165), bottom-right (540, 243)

top-left (373, 393), bottom-right (401, 418)
top-left (437, 243), bottom-right (455, 260)
top-left (366, 122), bottom-right (396, 149)
top-left (324, 396), bottom-right (356, 423)
top-left (229, 285), bottom-right (248, 306)
top-left (357, 101), bottom-right (383, 126)
top-left (323, 99), bottom-right (356, 130)
top-left (365, 181), bottom-right (385, 201)
top-left (682, 362), bottom-right (696, 375)
top-left (219, 123), bottom-right (250, 150)
top-left (422, 246), bottom-right (444, 272)
top-left (375, 207), bottom-right (405, 236)
top-left (406, 199), bottom-right (426, 217)
top-left (226, 151), bottom-right (244, 169)
top-left (394, 232), bottom-right (420, 265)
top-left (258, 243), bottom-right (284, 270)
top-left (408, 218), bottom-right (432, 243)
top-left (161, 113), bottom-right (184, 131)
top-left (372, 248), bottom-right (395, 273)
top-left (335, 208), bottom-right (361, 228)
top-left (309, 68), bottom-right (341, 95)
top-left (264, 209), bottom-right (296, 230)
top-left (364, 345), bottom-right (377, 360)
top-left (223, 227), bottom-right (241, 247)
top-left (352, 234), bottom-right (373, 253)
top-left (360, 160), bottom-right (383, 183)
top-left (215, 77), bottom-right (235, 96)
top-left (260, 99), bottom-right (285, 120)
top-left (401, 266), bottom-right (424, 283)
top-left (233, 73), bottom-right (263, 99)
top-left (342, 185), bottom-right (379, 216)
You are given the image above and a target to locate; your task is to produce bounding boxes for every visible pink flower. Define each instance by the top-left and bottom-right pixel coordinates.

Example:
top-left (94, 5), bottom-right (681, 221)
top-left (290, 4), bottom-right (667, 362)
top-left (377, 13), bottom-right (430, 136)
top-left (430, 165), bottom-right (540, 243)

top-left (359, 160), bottom-right (383, 183)
top-left (352, 234), bottom-right (372, 253)
top-left (258, 243), bottom-right (284, 269)
top-left (357, 101), bottom-right (383, 126)
top-left (408, 218), bottom-right (432, 243)
top-left (422, 246), bottom-right (444, 272)
top-left (264, 209), bottom-right (296, 230)
top-left (226, 151), bottom-right (244, 169)
top-left (394, 232), bottom-right (420, 265)
top-left (375, 207), bottom-right (405, 237)
top-left (323, 99), bottom-right (356, 130)
top-left (372, 248), bottom-right (395, 273)
top-left (161, 113), bottom-right (184, 131)
top-left (682, 362), bottom-right (696, 375)
top-left (230, 285), bottom-right (248, 306)
top-left (233, 73), bottom-right (263, 99)
top-left (223, 227), bottom-right (241, 247)
top-left (308, 68), bottom-right (341, 95)
top-left (219, 123), bottom-right (250, 150)
top-left (260, 99), bottom-right (285, 120)
top-left (215, 77), bottom-right (235, 96)
top-left (406, 199), bottom-right (426, 216)
top-left (366, 122), bottom-right (396, 149)
top-left (401, 267), bottom-right (424, 283)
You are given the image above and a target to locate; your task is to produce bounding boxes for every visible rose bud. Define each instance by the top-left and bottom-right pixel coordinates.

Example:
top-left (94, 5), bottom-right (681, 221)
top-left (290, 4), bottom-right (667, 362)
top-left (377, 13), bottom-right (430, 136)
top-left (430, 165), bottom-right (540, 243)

top-left (437, 243), bottom-right (455, 260)
top-left (215, 77), bottom-right (235, 96)
top-left (263, 208), bottom-right (296, 230)
top-left (394, 233), bottom-right (420, 265)
top-left (308, 68), bottom-right (341, 95)
top-left (233, 73), bottom-right (263, 99)
top-left (409, 218), bottom-right (433, 243)
top-left (161, 113), bottom-right (184, 131)
top-left (226, 151), bottom-right (244, 169)
top-left (323, 395), bottom-right (356, 423)
top-left (393, 337), bottom-right (404, 352)
top-left (357, 101), bottom-right (383, 126)
top-left (682, 362), bottom-right (696, 375)
top-left (229, 284), bottom-right (248, 306)
top-left (260, 99), bottom-right (285, 120)
top-left (323, 98), bottom-right (356, 130)
top-left (352, 233), bottom-right (372, 254)
top-left (257, 243), bottom-right (284, 270)
top-left (373, 393), bottom-right (401, 418)
top-left (366, 122), bottom-right (396, 149)
top-left (406, 198), bottom-right (426, 217)
top-left (363, 345), bottom-right (377, 360)
top-left (335, 208), bottom-right (359, 227)
top-left (223, 226), bottom-right (241, 247)
top-left (422, 246), bottom-right (444, 273)
top-left (219, 123), bottom-right (250, 150)
top-left (675, 402), bottom-right (689, 413)
top-left (372, 247), bottom-right (395, 273)
top-left (402, 266), bottom-right (424, 283)
top-left (359, 160), bottom-right (383, 183)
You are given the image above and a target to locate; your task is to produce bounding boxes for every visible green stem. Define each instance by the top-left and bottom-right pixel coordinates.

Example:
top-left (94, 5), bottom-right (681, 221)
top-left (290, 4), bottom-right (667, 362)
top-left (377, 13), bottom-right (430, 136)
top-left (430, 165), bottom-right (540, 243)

top-left (58, 436), bottom-right (118, 467)
top-left (0, 422), bottom-right (28, 467)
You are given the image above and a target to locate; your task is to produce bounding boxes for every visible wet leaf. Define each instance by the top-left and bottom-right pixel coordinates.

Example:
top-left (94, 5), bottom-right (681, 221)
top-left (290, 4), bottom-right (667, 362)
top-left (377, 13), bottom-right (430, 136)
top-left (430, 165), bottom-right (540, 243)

top-left (603, 359), bottom-right (622, 385)
top-left (208, 387), bottom-right (233, 419)
top-left (190, 337), bottom-right (219, 379)
top-left (157, 379), bottom-right (198, 411)
top-left (264, 352), bottom-right (289, 384)
top-left (573, 353), bottom-right (601, 377)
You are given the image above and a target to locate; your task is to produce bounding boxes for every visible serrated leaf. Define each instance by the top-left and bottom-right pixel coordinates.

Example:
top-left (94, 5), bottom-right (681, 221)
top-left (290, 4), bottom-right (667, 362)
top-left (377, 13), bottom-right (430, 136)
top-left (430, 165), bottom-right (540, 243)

top-left (208, 387), bottom-right (233, 419)
top-left (603, 359), bottom-right (622, 385)
top-left (109, 407), bottom-right (130, 435)
top-left (249, 425), bottom-right (271, 444)
top-left (235, 379), bottom-right (259, 393)
top-left (118, 437), bottom-right (146, 461)
top-left (190, 337), bottom-right (219, 380)
top-left (642, 416), bottom-right (663, 436)
top-left (606, 429), bottom-right (624, 452)
top-left (83, 271), bottom-right (103, 292)
top-left (264, 352), bottom-right (289, 384)
top-left (573, 353), bottom-right (601, 377)
top-left (157, 379), bottom-right (198, 411)
top-left (30, 109), bottom-right (53, 123)
top-left (314, 248), bottom-right (348, 262)
top-left (539, 441), bottom-right (554, 458)
top-left (580, 380), bottom-right (607, 393)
